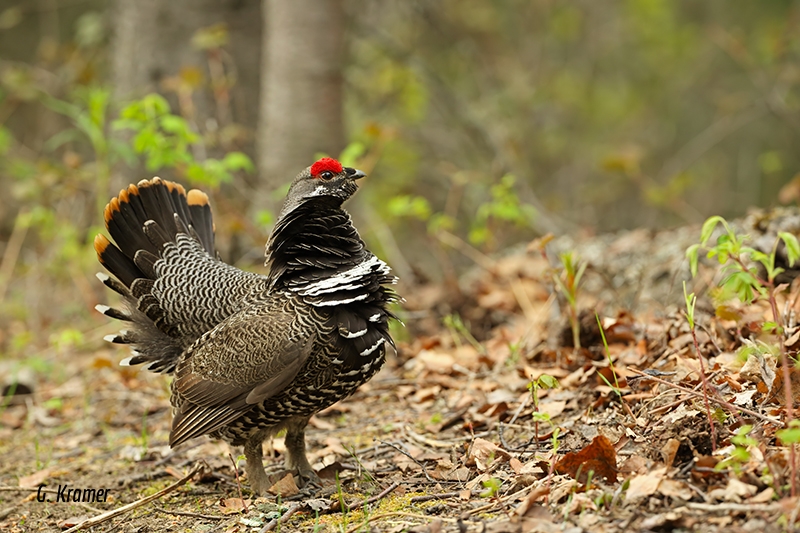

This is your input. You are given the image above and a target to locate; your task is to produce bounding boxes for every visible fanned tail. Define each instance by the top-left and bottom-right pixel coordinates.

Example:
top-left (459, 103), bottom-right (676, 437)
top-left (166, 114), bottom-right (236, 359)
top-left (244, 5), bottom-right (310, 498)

top-left (95, 178), bottom-right (220, 373)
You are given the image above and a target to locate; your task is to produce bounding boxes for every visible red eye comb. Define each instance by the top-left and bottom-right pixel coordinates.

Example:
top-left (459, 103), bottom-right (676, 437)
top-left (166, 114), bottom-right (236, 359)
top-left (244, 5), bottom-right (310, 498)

top-left (310, 157), bottom-right (343, 178)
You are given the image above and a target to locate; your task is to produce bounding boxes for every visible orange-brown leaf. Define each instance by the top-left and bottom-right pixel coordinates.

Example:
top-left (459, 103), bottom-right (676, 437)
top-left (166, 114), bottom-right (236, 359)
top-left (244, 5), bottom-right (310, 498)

top-left (554, 435), bottom-right (617, 483)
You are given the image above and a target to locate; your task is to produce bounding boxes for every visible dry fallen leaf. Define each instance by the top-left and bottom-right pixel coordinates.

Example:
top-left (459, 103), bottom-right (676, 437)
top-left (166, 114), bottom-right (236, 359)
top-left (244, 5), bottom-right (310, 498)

top-left (625, 466), bottom-right (666, 502)
top-left (513, 485), bottom-right (550, 517)
top-left (18, 467), bottom-right (52, 488)
top-left (467, 438), bottom-right (511, 471)
top-left (267, 472), bottom-right (299, 497)
top-left (661, 438), bottom-right (680, 467)
top-left (554, 435), bottom-right (617, 484)
top-left (219, 497), bottom-right (250, 514)
top-left (509, 457), bottom-right (524, 474)
top-left (733, 389), bottom-right (758, 405)
top-left (414, 350), bottom-right (456, 374)
top-left (749, 487), bottom-right (775, 503)
top-left (58, 516), bottom-right (91, 529)
top-left (662, 404), bottom-right (700, 425)
top-left (657, 478), bottom-right (693, 500)
top-left (708, 478), bottom-right (757, 503)
top-left (618, 455), bottom-right (649, 475)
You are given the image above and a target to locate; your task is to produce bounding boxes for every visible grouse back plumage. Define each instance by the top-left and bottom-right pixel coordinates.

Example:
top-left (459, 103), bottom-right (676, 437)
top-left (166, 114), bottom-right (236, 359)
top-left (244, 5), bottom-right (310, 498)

top-left (95, 158), bottom-right (398, 493)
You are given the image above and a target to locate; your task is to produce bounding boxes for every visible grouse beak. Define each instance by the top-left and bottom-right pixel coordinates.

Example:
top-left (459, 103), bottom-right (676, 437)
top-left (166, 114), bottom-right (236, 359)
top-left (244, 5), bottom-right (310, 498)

top-left (346, 167), bottom-right (367, 180)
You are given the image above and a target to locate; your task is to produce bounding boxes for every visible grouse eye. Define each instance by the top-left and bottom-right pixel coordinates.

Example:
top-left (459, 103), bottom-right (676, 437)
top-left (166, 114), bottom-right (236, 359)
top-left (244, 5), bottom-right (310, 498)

top-left (319, 170), bottom-right (334, 180)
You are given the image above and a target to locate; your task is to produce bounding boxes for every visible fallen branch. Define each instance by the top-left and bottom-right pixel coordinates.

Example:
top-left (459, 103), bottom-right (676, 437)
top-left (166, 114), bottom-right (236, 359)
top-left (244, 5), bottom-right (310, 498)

top-left (344, 512), bottom-right (457, 533)
top-left (628, 368), bottom-right (781, 426)
top-left (153, 506), bottom-right (223, 520)
top-left (464, 484), bottom-right (535, 517)
top-left (410, 489), bottom-right (481, 503)
top-left (258, 502), bottom-right (302, 532)
top-left (62, 462), bottom-right (205, 533)
top-left (685, 502), bottom-right (783, 513)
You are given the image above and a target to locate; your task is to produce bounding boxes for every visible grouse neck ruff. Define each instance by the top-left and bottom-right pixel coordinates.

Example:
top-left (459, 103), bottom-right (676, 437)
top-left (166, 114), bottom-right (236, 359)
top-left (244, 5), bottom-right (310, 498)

top-left (94, 157), bottom-right (399, 495)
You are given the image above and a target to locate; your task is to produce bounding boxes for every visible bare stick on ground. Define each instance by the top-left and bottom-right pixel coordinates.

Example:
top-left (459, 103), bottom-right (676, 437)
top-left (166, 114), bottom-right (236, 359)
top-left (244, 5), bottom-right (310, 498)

top-left (62, 462), bottom-right (206, 533)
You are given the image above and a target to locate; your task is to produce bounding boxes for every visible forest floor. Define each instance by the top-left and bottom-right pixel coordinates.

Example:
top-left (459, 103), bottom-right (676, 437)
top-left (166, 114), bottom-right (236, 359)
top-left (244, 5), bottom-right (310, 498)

top-left (2, 212), bottom-right (800, 532)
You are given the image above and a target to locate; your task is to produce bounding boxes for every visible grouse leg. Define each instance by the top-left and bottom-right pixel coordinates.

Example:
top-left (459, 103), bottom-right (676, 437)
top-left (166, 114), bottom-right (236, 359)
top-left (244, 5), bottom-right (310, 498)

top-left (244, 431), bottom-right (271, 495)
top-left (283, 416), bottom-right (321, 487)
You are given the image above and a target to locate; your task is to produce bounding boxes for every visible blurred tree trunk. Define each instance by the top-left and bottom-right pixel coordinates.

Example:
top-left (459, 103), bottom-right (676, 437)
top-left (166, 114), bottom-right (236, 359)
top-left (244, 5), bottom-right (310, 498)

top-left (110, 0), bottom-right (261, 188)
top-left (257, 0), bottom-right (345, 200)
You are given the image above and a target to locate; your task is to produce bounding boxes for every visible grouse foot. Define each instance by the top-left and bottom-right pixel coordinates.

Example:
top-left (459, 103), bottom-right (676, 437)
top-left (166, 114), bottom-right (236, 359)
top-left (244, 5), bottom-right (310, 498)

top-left (243, 417), bottom-right (320, 495)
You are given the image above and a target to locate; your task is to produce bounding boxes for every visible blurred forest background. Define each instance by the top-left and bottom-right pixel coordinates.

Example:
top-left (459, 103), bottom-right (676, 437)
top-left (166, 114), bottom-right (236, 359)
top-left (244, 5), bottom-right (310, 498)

top-left (1, 0), bottom-right (800, 363)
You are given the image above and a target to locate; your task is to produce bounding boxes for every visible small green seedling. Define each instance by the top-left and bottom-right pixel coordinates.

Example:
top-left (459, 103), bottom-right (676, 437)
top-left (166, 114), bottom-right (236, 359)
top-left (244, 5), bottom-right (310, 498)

top-left (716, 425), bottom-right (757, 475)
top-left (528, 374), bottom-right (559, 445)
top-left (555, 251), bottom-right (586, 349)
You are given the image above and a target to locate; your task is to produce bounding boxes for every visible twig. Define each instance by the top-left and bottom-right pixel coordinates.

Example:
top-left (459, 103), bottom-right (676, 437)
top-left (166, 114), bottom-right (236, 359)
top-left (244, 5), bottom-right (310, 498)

top-left (153, 506), bottom-right (223, 520)
top-left (685, 502), bottom-right (783, 513)
top-left (769, 284), bottom-right (798, 497)
top-left (464, 484), bottom-right (535, 517)
top-left (62, 462), bottom-right (205, 533)
top-left (628, 369), bottom-right (781, 426)
top-left (258, 502), bottom-right (302, 532)
top-left (499, 394), bottom-right (531, 450)
top-left (410, 490), bottom-right (482, 503)
top-left (437, 404), bottom-right (471, 432)
top-left (344, 512), bottom-right (457, 533)
top-left (228, 452), bottom-right (248, 513)
top-left (688, 316), bottom-right (718, 453)
top-left (404, 426), bottom-right (492, 448)
top-left (695, 321), bottom-right (724, 355)
top-left (341, 481), bottom-right (400, 512)
top-left (378, 441), bottom-right (435, 483)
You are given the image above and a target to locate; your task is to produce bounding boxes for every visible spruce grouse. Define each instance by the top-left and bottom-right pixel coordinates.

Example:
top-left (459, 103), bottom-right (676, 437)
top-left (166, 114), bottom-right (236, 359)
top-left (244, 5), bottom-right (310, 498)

top-left (95, 158), bottom-right (398, 494)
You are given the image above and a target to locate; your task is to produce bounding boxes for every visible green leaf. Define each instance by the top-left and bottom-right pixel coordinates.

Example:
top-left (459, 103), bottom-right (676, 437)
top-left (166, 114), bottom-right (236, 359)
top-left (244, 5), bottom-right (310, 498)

top-left (701, 216), bottom-right (726, 245)
top-left (531, 411), bottom-right (551, 422)
top-left (722, 271), bottom-right (758, 303)
top-left (538, 374), bottom-right (559, 389)
top-left (683, 281), bottom-right (696, 329)
top-left (222, 151), bottom-right (255, 172)
top-left (254, 209), bottom-right (274, 227)
top-left (159, 114), bottom-right (189, 134)
top-left (111, 118), bottom-right (143, 132)
top-left (338, 142), bottom-right (366, 167)
top-left (749, 250), bottom-right (769, 268)
top-left (427, 213), bottom-right (455, 233)
top-left (480, 477), bottom-right (502, 498)
top-left (777, 426), bottom-right (800, 445)
top-left (574, 261), bottom-right (587, 288)
top-left (780, 232), bottom-right (800, 267)
top-left (387, 195), bottom-right (431, 221)
top-left (140, 93), bottom-right (171, 116)
top-left (762, 321), bottom-right (778, 333)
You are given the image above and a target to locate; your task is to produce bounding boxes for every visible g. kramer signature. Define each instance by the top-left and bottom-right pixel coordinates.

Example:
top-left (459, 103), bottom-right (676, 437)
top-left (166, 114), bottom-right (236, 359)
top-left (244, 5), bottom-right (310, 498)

top-left (37, 484), bottom-right (110, 503)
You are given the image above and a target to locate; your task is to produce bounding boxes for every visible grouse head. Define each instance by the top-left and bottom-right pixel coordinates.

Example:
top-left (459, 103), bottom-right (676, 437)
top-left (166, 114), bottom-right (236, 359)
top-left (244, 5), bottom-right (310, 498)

top-left (278, 157), bottom-right (366, 219)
